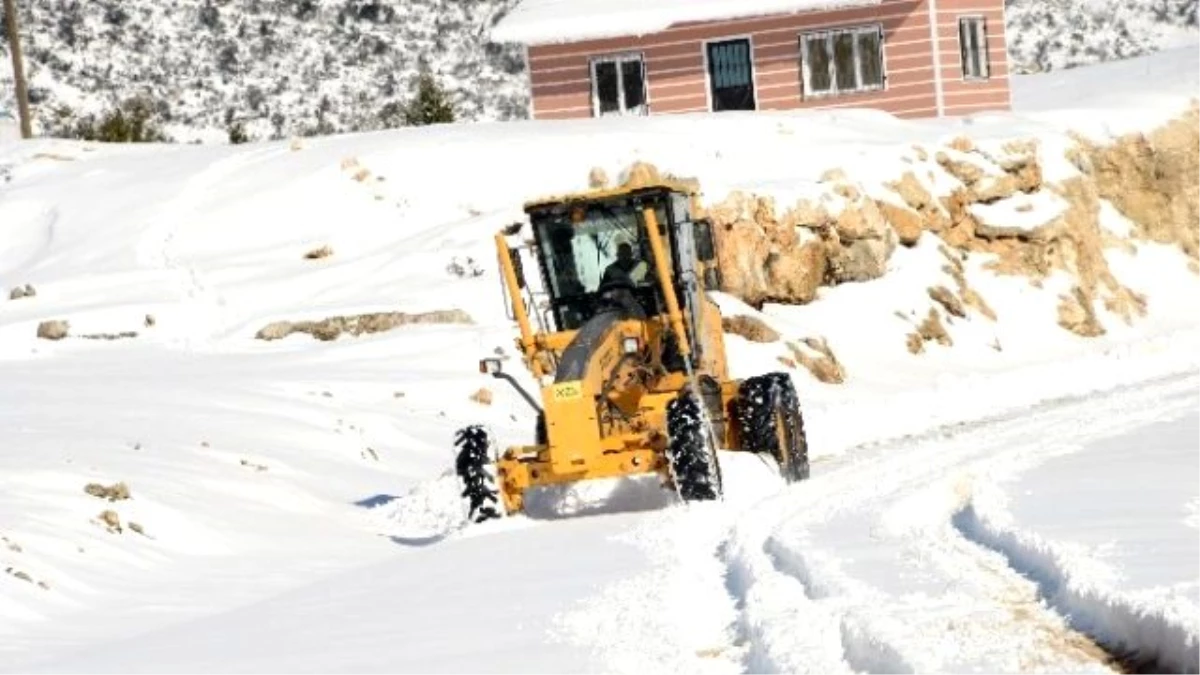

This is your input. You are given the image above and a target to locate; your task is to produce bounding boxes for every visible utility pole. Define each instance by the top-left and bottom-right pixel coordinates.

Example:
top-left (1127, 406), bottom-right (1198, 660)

top-left (3, 0), bottom-right (32, 138)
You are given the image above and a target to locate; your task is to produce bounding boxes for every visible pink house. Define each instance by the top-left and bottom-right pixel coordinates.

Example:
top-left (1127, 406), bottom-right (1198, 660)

top-left (490, 0), bottom-right (1012, 120)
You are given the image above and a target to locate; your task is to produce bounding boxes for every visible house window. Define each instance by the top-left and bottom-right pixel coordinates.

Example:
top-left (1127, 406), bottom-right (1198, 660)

top-left (706, 38), bottom-right (757, 111)
top-left (800, 25), bottom-right (884, 97)
top-left (590, 54), bottom-right (647, 117)
top-left (958, 17), bottom-right (990, 80)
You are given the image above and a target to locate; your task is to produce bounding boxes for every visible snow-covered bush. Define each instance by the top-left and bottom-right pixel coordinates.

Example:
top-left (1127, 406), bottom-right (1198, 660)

top-left (1006, 0), bottom-right (1198, 72)
top-left (45, 95), bottom-right (169, 143)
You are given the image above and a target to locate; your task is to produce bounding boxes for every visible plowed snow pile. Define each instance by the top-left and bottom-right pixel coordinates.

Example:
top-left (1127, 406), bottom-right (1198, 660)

top-left (0, 46), bottom-right (1196, 673)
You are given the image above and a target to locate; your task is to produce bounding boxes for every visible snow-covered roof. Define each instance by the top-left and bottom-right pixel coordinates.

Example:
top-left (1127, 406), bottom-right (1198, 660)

top-left (491, 0), bottom-right (883, 46)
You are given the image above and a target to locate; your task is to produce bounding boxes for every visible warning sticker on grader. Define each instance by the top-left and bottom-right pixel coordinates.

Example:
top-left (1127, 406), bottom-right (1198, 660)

top-left (551, 381), bottom-right (583, 401)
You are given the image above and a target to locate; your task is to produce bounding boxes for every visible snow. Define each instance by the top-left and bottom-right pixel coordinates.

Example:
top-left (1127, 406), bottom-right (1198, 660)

top-left (1, 52), bottom-right (1198, 673)
top-left (969, 189), bottom-right (1070, 236)
top-left (0, 118), bottom-right (18, 144)
top-left (556, 375), bottom-right (1200, 674)
top-left (15, 512), bottom-right (652, 674)
top-left (490, 0), bottom-right (879, 45)
top-left (961, 412), bottom-right (1200, 674)
top-left (1011, 43), bottom-right (1200, 137)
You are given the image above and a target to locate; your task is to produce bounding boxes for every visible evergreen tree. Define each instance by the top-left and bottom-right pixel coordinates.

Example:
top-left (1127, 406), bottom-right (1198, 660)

top-left (402, 67), bottom-right (455, 126)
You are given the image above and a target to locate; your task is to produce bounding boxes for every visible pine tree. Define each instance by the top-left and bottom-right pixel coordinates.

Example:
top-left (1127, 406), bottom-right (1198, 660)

top-left (402, 67), bottom-right (455, 126)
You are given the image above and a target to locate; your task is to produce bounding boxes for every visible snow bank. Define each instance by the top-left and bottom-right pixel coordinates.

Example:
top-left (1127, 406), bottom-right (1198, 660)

top-left (954, 410), bottom-right (1200, 673)
top-left (955, 501), bottom-right (1199, 674)
top-left (1012, 44), bottom-right (1200, 137)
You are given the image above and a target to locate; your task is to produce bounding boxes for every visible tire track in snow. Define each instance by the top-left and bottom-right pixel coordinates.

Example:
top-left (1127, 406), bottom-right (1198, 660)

top-left (763, 538), bottom-right (914, 674)
top-left (719, 512), bottom-right (913, 674)
top-left (762, 514), bottom-right (1108, 674)
top-left (721, 533), bottom-right (848, 674)
top-left (881, 476), bottom-right (1121, 673)
top-left (709, 373), bottom-right (1198, 674)
top-left (954, 499), bottom-right (1200, 674)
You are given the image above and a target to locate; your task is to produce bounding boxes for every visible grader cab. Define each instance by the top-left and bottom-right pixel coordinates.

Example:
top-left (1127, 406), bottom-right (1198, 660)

top-left (454, 180), bottom-right (809, 522)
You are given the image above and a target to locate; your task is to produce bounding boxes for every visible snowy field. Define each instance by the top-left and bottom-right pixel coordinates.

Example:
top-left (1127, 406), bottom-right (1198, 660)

top-left (1, 47), bottom-right (1197, 673)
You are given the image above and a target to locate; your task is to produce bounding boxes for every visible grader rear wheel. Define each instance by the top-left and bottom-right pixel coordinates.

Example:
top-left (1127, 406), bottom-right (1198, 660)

top-left (737, 373), bottom-right (810, 483)
top-left (665, 390), bottom-right (723, 502)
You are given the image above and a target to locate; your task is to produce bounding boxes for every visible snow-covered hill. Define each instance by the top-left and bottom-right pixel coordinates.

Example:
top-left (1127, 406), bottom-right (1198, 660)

top-left (0, 46), bottom-right (1197, 673)
top-left (1006, 0), bottom-right (1199, 73)
top-left (0, 0), bottom-right (527, 142)
top-left (0, 0), bottom-right (1196, 142)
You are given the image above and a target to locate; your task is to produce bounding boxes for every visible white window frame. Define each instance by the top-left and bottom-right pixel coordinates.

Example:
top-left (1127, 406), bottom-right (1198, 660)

top-left (589, 52), bottom-right (648, 118)
top-left (799, 24), bottom-right (885, 98)
top-left (958, 16), bottom-right (990, 81)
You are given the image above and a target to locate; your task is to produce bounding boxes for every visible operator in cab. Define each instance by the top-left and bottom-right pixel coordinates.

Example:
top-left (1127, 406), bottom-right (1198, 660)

top-left (600, 241), bottom-right (648, 289)
top-left (597, 240), bottom-right (651, 319)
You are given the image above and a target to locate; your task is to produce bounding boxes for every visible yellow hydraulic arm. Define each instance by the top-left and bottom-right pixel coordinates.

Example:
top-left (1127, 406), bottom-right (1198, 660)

top-left (643, 206), bottom-right (692, 359)
top-left (494, 233), bottom-right (543, 378)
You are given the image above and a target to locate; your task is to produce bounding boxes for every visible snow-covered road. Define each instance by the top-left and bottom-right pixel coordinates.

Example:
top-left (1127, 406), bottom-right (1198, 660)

top-left (17, 373), bottom-right (1197, 674)
top-left (541, 373), bottom-right (1199, 675)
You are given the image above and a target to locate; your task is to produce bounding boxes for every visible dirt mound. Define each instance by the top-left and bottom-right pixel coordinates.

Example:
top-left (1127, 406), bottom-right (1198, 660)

top-left (304, 245), bottom-right (334, 260)
top-left (588, 167), bottom-right (609, 189)
top-left (256, 309), bottom-right (473, 342)
top-left (743, 108), bottom-right (1184, 339)
top-left (1070, 103), bottom-right (1199, 260)
top-left (708, 192), bottom-right (827, 307)
top-left (84, 482), bottom-right (131, 502)
top-left (36, 320), bottom-right (69, 340)
top-left (611, 115), bottom-right (1194, 368)
top-left (9, 284), bottom-right (36, 300)
top-left (722, 315), bottom-right (780, 343)
top-left (80, 331), bottom-right (139, 341)
top-left (706, 192), bottom-right (897, 307)
top-left (906, 308), bottom-right (953, 354)
top-left (787, 338), bottom-right (845, 384)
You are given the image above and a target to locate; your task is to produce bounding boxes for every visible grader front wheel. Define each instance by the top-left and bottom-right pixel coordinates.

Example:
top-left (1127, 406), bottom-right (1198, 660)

top-left (737, 373), bottom-right (810, 483)
top-left (453, 425), bottom-right (503, 523)
top-left (665, 391), bottom-right (724, 502)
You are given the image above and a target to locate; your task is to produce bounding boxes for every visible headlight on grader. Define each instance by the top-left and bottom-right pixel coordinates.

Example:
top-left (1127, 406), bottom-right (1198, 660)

top-left (622, 337), bottom-right (640, 355)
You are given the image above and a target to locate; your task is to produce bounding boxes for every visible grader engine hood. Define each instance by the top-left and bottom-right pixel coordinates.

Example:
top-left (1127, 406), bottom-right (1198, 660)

top-left (541, 309), bottom-right (650, 475)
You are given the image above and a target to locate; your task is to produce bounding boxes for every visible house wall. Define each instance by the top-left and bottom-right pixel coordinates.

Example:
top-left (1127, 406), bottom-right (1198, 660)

top-left (525, 0), bottom-right (1010, 120)
top-left (936, 0), bottom-right (1012, 115)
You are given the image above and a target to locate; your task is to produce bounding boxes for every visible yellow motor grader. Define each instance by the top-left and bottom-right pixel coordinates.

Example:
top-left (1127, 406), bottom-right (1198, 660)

top-left (455, 179), bottom-right (809, 522)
